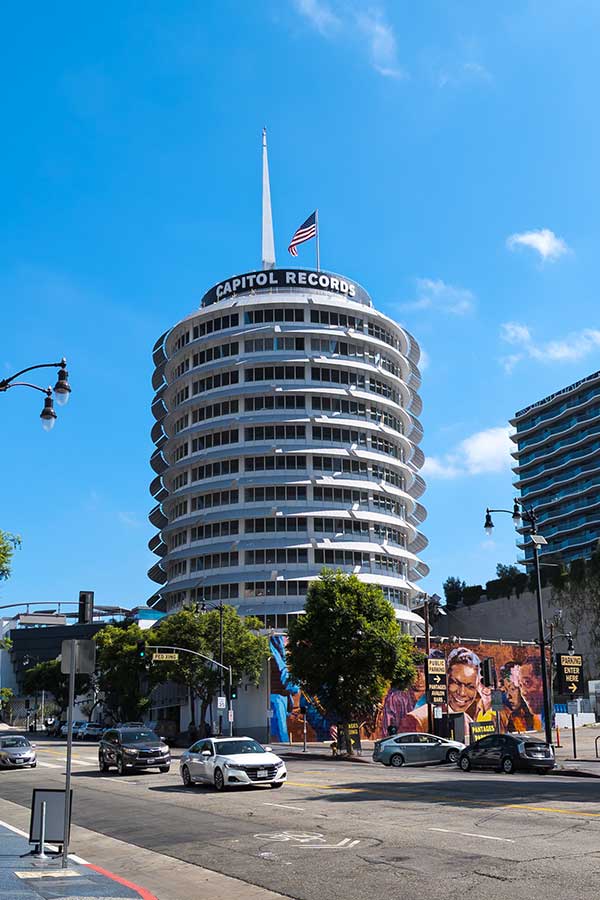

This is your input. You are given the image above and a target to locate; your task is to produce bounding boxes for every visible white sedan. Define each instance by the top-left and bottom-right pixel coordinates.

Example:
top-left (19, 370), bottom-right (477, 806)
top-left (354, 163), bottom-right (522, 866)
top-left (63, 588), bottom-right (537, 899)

top-left (179, 736), bottom-right (287, 791)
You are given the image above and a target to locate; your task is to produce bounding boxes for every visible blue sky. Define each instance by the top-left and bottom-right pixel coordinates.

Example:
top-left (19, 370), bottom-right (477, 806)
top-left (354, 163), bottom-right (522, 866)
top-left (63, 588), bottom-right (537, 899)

top-left (2, 1), bottom-right (600, 613)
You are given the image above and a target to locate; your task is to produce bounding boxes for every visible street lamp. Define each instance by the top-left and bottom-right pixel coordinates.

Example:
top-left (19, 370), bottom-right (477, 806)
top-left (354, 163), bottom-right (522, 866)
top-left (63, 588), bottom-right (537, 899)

top-left (0, 358), bottom-right (71, 429)
top-left (483, 498), bottom-right (553, 746)
top-left (414, 592), bottom-right (445, 734)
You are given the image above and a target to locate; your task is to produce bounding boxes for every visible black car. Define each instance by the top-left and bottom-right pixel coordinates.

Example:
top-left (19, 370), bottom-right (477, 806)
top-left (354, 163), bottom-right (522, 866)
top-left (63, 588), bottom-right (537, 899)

top-left (99, 727), bottom-right (171, 775)
top-left (458, 733), bottom-right (555, 774)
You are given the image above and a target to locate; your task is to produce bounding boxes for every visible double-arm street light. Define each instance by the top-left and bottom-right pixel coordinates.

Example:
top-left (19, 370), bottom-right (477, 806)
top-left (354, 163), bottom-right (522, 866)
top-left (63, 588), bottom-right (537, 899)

top-left (484, 498), bottom-right (553, 746)
top-left (0, 358), bottom-right (71, 430)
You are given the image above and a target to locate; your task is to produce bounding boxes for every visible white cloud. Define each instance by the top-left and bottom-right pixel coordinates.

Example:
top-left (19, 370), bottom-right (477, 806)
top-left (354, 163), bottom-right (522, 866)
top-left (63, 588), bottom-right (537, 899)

top-left (293, 0), bottom-right (340, 35)
top-left (418, 347), bottom-right (430, 371)
top-left (118, 511), bottom-right (141, 528)
top-left (404, 278), bottom-right (476, 316)
top-left (423, 426), bottom-right (514, 480)
top-left (506, 228), bottom-right (570, 262)
top-left (292, 2), bottom-right (403, 78)
top-left (438, 61), bottom-right (492, 89)
top-left (355, 10), bottom-right (404, 79)
top-left (500, 321), bottom-right (600, 370)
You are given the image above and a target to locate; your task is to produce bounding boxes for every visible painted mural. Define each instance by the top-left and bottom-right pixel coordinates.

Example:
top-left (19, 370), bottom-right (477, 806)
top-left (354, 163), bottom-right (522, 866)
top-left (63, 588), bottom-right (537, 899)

top-left (269, 635), bottom-right (545, 743)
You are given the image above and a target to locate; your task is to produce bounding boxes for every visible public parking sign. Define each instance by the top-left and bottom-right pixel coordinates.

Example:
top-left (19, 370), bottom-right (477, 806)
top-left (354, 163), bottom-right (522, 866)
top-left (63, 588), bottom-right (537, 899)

top-left (426, 657), bottom-right (447, 706)
top-left (556, 654), bottom-right (584, 697)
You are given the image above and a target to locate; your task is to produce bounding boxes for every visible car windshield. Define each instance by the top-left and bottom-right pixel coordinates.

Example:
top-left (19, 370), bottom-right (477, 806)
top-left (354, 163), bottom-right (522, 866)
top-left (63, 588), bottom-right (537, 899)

top-left (120, 731), bottom-right (158, 743)
top-left (0, 738), bottom-right (29, 749)
top-left (215, 739), bottom-right (265, 756)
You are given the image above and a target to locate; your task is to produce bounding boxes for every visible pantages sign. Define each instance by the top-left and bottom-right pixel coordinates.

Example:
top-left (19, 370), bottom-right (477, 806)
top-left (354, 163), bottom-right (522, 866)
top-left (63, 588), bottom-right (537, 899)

top-left (201, 268), bottom-right (370, 308)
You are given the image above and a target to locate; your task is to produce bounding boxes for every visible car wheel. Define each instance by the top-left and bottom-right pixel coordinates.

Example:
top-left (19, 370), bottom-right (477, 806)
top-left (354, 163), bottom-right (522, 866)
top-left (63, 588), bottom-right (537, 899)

top-left (446, 749), bottom-right (460, 764)
top-left (270, 781), bottom-right (284, 789)
top-left (30, 762), bottom-right (37, 768)
top-left (501, 756), bottom-right (515, 774)
top-left (181, 765), bottom-right (193, 787)
top-left (99, 753), bottom-right (109, 773)
top-left (390, 753), bottom-right (404, 768)
top-left (214, 768), bottom-right (225, 791)
top-left (159, 766), bottom-right (170, 773)
top-left (116, 756), bottom-right (126, 776)
top-left (459, 755), bottom-right (471, 772)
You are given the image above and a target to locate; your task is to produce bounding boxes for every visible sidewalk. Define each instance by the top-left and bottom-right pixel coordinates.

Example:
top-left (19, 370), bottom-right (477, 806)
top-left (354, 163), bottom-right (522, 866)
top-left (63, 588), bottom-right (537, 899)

top-left (0, 820), bottom-right (157, 900)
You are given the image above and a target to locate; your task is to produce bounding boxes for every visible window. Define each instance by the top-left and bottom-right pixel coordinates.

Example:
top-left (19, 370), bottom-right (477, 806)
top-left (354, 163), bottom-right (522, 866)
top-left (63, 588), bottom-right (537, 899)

top-left (192, 341), bottom-right (239, 368)
top-left (310, 309), bottom-right (363, 330)
top-left (245, 517), bottom-right (307, 534)
top-left (171, 500), bottom-right (188, 520)
top-left (245, 455), bottom-right (307, 472)
top-left (192, 370), bottom-right (239, 396)
top-left (174, 331), bottom-right (190, 351)
top-left (311, 366), bottom-right (365, 389)
top-left (245, 395), bottom-right (305, 412)
top-left (191, 489), bottom-right (239, 511)
top-left (312, 425), bottom-right (367, 446)
top-left (192, 399), bottom-right (239, 424)
top-left (191, 520), bottom-right (239, 541)
top-left (313, 486), bottom-right (368, 504)
top-left (172, 471), bottom-right (189, 490)
top-left (245, 548), bottom-right (308, 565)
top-left (245, 336), bottom-right (304, 352)
top-left (191, 459), bottom-right (239, 482)
top-left (191, 429), bottom-right (239, 452)
top-left (244, 485), bottom-right (307, 502)
top-left (190, 552), bottom-right (239, 572)
top-left (190, 583), bottom-right (239, 602)
top-left (312, 456), bottom-right (368, 476)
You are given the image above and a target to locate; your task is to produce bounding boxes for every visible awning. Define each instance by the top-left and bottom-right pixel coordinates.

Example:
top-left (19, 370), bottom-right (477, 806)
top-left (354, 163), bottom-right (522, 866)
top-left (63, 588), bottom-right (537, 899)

top-left (394, 608), bottom-right (425, 625)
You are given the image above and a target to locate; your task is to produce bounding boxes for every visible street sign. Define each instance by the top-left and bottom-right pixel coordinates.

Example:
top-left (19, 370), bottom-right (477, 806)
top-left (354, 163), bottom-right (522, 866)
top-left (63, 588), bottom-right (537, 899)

top-left (228, 709), bottom-right (234, 722)
top-left (426, 657), bottom-right (447, 706)
top-left (152, 652), bottom-right (179, 662)
top-left (567, 700), bottom-right (580, 716)
top-left (60, 640), bottom-right (96, 674)
top-left (217, 696), bottom-right (227, 709)
top-left (491, 690), bottom-right (504, 711)
top-left (556, 653), bottom-right (584, 697)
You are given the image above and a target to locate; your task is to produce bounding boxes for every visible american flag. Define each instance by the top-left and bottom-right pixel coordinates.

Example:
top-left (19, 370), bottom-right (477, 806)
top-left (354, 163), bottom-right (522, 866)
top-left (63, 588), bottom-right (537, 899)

top-left (288, 211), bottom-right (317, 256)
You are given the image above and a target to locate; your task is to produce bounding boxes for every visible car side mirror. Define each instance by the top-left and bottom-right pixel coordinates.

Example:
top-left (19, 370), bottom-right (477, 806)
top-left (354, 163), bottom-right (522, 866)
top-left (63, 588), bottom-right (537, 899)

top-left (31, 744), bottom-right (37, 749)
top-left (201, 750), bottom-right (211, 757)
top-left (264, 746), bottom-right (272, 752)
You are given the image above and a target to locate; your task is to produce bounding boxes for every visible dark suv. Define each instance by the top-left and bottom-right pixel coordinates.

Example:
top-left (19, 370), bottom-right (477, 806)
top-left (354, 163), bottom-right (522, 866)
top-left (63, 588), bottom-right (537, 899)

top-left (99, 727), bottom-right (171, 775)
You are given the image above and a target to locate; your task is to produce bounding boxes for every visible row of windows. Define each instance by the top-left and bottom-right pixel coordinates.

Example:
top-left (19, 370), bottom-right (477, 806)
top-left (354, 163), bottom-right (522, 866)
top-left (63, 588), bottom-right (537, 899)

top-left (173, 471), bottom-right (188, 490)
top-left (245, 455), bottom-right (306, 472)
top-left (245, 548), bottom-right (309, 565)
top-left (192, 342), bottom-right (239, 368)
top-left (245, 517), bottom-right (308, 534)
top-left (174, 332), bottom-right (190, 351)
top-left (244, 485), bottom-right (307, 502)
top-left (244, 425), bottom-right (306, 442)
top-left (169, 530), bottom-right (187, 550)
top-left (244, 580), bottom-right (309, 597)
top-left (190, 552), bottom-right (239, 572)
top-left (192, 370), bottom-right (239, 396)
top-left (191, 428), bottom-right (239, 452)
top-left (314, 549), bottom-right (407, 575)
top-left (245, 395), bottom-right (305, 412)
top-left (312, 396), bottom-right (403, 434)
top-left (192, 398), bottom-right (239, 424)
top-left (174, 443), bottom-right (189, 462)
top-left (313, 518), bottom-right (369, 536)
top-left (309, 309), bottom-right (364, 330)
top-left (310, 339), bottom-right (401, 378)
top-left (192, 313), bottom-right (239, 339)
top-left (174, 413), bottom-right (189, 434)
top-left (190, 583), bottom-right (239, 602)
top-left (191, 520), bottom-right (239, 540)
top-left (245, 366), bottom-right (305, 382)
top-left (191, 459), bottom-right (239, 483)
top-left (244, 308), bottom-right (304, 324)
top-left (174, 358), bottom-right (190, 378)
top-left (191, 489), bottom-right (239, 511)
top-left (245, 337), bottom-right (305, 353)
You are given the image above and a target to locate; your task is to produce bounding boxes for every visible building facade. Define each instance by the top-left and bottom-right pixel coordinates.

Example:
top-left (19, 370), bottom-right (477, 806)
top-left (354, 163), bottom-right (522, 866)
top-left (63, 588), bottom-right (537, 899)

top-left (512, 368), bottom-right (600, 569)
top-left (148, 267), bottom-right (428, 628)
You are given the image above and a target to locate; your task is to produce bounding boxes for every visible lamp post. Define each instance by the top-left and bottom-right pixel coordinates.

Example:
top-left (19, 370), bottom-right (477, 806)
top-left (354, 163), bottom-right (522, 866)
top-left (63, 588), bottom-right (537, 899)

top-left (0, 358), bottom-right (71, 429)
top-left (414, 592), bottom-right (445, 735)
top-left (199, 597), bottom-right (226, 735)
top-left (484, 498), bottom-right (553, 746)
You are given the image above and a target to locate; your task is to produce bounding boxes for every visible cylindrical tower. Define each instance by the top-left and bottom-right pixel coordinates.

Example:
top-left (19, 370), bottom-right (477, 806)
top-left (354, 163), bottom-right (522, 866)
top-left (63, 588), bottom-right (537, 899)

top-left (148, 267), bottom-right (428, 629)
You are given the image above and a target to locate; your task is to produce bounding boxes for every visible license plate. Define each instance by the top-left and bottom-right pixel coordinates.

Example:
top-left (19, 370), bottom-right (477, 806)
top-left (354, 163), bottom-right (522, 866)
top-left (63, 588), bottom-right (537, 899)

top-left (15, 759), bottom-right (23, 765)
top-left (257, 769), bottom-right (268, 778)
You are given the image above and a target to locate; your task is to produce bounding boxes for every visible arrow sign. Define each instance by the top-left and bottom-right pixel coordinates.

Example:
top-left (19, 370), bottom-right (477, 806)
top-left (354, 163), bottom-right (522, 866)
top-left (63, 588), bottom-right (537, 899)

top-left (556, 653), bottom-right (584, 698)
top-left (432, 675), bottom-right (441, 684)
top-left (568, 683), bottom-right (578, 693)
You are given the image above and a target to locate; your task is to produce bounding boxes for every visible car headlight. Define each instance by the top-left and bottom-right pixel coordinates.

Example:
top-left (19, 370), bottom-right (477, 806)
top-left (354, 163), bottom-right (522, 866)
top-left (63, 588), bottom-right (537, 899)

top-left (123, 748), bottom-right (137, 755)
top-left (276, 761), bottom-right (286, 769)
top-left (160, 747), bottom-right (170, 754)
top-left (223, 762), bottom-right (235, 769)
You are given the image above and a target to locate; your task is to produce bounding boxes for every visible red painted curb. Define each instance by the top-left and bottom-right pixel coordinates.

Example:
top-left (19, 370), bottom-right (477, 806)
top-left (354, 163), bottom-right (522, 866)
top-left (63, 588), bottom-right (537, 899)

top-left (85, 862), bottom-right (159, 900)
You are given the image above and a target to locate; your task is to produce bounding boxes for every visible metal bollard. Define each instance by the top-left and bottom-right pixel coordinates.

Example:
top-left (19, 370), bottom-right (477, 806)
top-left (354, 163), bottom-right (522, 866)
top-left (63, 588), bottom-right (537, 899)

top-left (36, 801), bottom-right (48, 859)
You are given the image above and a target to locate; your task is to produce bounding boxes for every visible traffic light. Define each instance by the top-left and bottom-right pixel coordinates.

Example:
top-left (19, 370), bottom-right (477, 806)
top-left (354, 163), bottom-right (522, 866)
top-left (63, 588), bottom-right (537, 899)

top-left (231, 686), bottom-right (238, 700)
top-left (136, 640), bottom-right (146, 660)
top-left (78, 591), bottom-right (94, 624)
top-left (480, 657), bottom-right (495, 688)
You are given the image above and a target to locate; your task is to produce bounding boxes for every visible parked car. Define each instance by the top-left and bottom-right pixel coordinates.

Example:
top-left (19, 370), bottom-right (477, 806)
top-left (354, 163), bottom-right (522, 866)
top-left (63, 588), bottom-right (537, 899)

top-left (76, 722), bottom-right (104, 741)
top-left (98, 728), bottom-right (171, 775)
top-left (373, 732), bottom-right (466, 767)
top-left (180, 736), bottom-right (287, 791)
top-left (458, 733), bottom-right (555, 774)
top-left (60, 721), bottom-right (86, 737)
top-left (0, 736), bottom-right (37, 768)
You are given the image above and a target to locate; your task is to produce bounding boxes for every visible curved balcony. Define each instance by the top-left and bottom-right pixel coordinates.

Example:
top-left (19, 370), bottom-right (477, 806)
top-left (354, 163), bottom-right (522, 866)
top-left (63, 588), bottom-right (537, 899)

top-left (150, 475), bottom-right (168, 503)
top-left (148, 560), bottom-right (168, 585)
top-left (149, 504), bottom-right (168, 529)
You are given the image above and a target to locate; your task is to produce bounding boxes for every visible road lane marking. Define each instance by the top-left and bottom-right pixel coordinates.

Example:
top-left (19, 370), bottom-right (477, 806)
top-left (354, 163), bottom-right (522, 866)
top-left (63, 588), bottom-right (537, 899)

top-left (37, 762), bottom-right (62, 769)
top-left (263, 803), bottom-right (305, 811)
top-left (429, 828), bottom-right (515, 843)
top-left (506, 804), bottom-right (600, 818)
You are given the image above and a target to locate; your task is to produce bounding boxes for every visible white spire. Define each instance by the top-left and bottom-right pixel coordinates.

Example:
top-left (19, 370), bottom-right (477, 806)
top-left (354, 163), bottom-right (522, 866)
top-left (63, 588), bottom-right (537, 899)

top-left (261, 127), bottom-right (276, 270)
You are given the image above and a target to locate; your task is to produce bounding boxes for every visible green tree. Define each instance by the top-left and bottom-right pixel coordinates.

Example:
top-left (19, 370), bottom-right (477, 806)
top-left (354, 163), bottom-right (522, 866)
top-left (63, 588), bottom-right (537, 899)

top-left (94, 622), bottom-right (151, 722)
top-left (0, 530), bottom-right (21, 582)
top-left (442, 576), bottom-right (465, 610)
top-left (22, 660), bottom-right (90, 715)
top-left (495, 563), bottom-right (521, 580)
top-left (0, 687), bottom-right (14, 723)
top-left (287, 570), bottom-right (415, 754)
top-left (151, 606), bottom-right (269, 730)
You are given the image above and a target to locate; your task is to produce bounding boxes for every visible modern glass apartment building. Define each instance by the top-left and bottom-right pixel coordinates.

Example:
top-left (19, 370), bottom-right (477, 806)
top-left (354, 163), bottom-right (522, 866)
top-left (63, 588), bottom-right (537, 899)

top-left (148, 267), bottom-right (428, 628)
top-left (511, 368), bottom-right (600, 569)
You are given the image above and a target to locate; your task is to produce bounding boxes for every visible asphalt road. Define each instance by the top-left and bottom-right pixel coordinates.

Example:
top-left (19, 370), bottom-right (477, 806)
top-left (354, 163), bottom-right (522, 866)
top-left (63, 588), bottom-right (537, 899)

top-left (1, 738), bottom-right (600, 900)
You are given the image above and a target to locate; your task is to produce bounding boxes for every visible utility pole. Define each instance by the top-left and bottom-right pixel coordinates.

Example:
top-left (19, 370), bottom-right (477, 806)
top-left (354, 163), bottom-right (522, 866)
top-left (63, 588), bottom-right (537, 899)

top-left (423, 601), bottom-right (434, 735)
top-left (219, 601), bottom-right (224, 736)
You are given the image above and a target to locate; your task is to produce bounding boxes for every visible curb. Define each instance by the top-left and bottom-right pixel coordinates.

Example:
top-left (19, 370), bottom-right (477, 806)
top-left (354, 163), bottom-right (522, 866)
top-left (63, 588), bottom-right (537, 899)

top-left (554, 766), bottom-right (600, 779)
top-left (85, 863), bottom-right (159, 900)
top-left (278, 750), bottom-right (372, 764)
